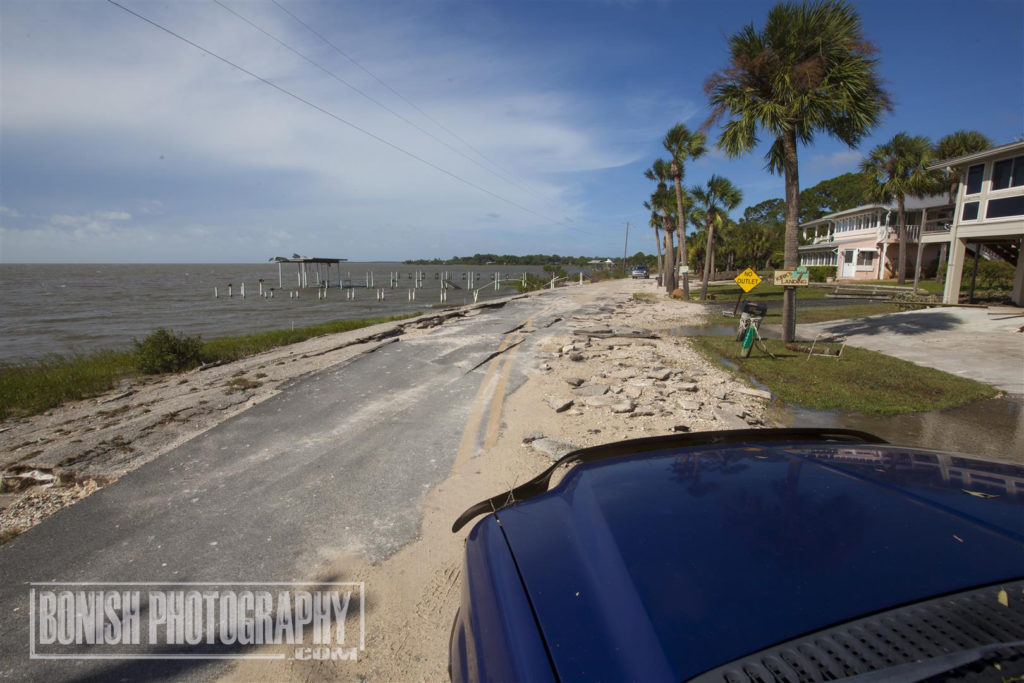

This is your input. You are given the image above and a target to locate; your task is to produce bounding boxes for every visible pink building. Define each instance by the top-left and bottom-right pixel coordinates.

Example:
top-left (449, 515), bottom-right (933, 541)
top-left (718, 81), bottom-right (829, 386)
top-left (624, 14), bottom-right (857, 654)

top-left (798, 196), bottom-right (954, 280)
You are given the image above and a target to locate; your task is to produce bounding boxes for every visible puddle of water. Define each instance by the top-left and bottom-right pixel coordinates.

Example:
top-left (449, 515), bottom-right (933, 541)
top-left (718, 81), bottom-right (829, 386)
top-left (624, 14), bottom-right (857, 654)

top-left (768, 395), bottom-right (1024, 464)
top-left (671, 324), bottom-right (737, 337)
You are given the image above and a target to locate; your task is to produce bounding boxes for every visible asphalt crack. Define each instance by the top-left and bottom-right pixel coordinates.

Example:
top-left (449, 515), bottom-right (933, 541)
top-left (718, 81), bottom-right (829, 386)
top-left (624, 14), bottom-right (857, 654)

top-left (465, 339), bottom-right (525, 375)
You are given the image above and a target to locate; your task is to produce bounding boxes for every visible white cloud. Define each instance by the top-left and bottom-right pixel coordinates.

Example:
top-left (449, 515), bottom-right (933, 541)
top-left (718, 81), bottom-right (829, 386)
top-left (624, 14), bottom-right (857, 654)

top-left (0, 1), bottom-right (687, 260)
top-left (808, 149), bottom-right (864, 172)
top-left (47, 210), bottom-right (132, 236)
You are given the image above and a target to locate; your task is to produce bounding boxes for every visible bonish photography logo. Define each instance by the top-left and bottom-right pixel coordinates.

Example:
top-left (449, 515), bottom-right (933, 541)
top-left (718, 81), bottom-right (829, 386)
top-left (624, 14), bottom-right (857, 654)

top-left (29, 582), bottom-right (364, 661)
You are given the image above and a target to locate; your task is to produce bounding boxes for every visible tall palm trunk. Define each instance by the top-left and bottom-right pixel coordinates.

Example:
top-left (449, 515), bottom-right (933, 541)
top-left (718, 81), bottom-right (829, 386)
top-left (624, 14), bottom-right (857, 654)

top-left (896, 195), bottom-right (907, 284)
top-left (663, 223), bottom-right (676, 293)
top-left (673, 176), bottom-right (690, 298)
top-left (780, 129), bottom-right (800, 343)
top-left (700, 222), bottom-right (715, 301)
top-left (654, 226), bottom-right (663, 286)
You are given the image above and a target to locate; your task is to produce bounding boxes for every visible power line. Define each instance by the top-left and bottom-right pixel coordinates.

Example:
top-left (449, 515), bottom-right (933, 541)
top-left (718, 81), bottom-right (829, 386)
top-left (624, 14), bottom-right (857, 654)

top-left (270, 0), bottom-right (541, 197)
top-left (212, 0), bottom-right (536, 197)
top-left (104, 0), bottom-right (588, 235)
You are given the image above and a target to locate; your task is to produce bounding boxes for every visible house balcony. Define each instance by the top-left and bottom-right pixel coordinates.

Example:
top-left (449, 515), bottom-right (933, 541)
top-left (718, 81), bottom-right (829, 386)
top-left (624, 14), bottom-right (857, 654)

top-left (877, 224), bottom-right (921, 243)
top-left (920, 220), bottom-right (954, 243)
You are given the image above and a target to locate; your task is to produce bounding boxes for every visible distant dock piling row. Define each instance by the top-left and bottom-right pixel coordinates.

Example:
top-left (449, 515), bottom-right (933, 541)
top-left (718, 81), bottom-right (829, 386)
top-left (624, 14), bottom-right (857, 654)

top-left (211, 256), bottom-right (583, 305)
top-left (214, 266), bottom-right (542, 305)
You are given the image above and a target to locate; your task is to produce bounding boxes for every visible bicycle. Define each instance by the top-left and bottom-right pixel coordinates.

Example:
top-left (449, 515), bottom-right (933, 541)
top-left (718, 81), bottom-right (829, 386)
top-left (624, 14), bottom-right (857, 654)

top-left (734, 301), bottom-right (775, 359)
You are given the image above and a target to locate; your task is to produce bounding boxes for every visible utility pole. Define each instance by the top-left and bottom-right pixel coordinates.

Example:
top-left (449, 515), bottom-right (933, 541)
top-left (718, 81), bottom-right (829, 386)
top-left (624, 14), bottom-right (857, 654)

top-left (622, 221), bottom-right (630, 277)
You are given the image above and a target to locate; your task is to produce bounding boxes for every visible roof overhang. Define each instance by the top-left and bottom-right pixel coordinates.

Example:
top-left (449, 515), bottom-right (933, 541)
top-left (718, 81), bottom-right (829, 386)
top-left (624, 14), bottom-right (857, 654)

top-left (927, 140), bottom-right (1024, 170)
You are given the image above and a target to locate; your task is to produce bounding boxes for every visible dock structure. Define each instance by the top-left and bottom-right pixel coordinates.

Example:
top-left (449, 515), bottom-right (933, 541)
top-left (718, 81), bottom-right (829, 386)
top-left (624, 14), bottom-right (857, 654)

top-left (269, 255), bottom-right (348, 289)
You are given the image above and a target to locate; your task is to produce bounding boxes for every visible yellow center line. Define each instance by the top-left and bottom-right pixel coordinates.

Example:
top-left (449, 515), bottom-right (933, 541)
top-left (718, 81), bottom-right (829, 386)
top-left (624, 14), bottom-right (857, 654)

top-left (482, 326), bottom-right (529, 450)
top-left (451, 327), bottom-right (522, 472)
top-left (452, 302), bottom-right (557, 472)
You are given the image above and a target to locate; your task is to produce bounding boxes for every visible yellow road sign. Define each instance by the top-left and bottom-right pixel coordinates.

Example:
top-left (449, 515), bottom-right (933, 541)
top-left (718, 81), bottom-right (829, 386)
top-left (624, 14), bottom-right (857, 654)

top-left (734, 267), bottom-right (762, 293)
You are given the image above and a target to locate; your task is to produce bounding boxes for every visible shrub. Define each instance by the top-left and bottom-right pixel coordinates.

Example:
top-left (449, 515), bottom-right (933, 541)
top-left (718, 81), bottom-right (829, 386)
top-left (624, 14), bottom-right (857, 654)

top-left (893, 291), bottom-right (936, 311)
top-left (133, 329), bottom-right (203, 374)
top-left (974, 260), bottom-right (1015, 290)
top-left (807, 266), bottom-right (836, 283)
top-left (587, 269), bottom-right (623, 282)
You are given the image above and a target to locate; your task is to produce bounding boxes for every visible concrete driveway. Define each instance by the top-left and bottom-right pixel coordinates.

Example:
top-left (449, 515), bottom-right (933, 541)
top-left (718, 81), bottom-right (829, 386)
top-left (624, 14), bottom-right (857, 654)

top-left (798, 307), bottom-right (1024, 394)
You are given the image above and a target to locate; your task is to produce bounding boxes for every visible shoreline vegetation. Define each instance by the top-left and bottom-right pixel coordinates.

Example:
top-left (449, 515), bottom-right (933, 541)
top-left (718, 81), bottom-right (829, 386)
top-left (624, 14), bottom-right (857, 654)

top-left (0, 314), bottom-right (417, 420)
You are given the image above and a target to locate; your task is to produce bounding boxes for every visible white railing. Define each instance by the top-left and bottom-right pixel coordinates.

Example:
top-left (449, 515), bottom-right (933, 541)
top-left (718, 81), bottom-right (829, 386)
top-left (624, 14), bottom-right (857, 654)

top-left (878, 225), bottom-right (921, 241)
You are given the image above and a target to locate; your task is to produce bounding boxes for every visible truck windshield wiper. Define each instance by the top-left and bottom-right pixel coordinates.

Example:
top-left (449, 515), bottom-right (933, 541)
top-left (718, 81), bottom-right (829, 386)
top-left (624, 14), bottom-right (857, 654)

top-left (451, 427), bottom-right (885, 532)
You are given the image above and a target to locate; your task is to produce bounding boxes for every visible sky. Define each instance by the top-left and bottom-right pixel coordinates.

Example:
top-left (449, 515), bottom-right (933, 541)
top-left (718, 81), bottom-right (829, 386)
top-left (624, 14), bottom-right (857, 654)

top-left (1, 0), bottom-right (1021, 263)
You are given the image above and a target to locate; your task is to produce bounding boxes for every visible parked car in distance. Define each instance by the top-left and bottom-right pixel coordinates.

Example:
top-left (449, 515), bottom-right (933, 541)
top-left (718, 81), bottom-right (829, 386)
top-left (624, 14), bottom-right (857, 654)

top-left (449, 428), bottom-right (1024, 682)
top-left (631, 265), bottom-right (649, 278)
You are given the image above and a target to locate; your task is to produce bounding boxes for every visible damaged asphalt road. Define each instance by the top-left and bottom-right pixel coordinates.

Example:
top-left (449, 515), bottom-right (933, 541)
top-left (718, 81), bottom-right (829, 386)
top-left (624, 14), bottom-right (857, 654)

top-left (0, 290), bottom-right (578, 681)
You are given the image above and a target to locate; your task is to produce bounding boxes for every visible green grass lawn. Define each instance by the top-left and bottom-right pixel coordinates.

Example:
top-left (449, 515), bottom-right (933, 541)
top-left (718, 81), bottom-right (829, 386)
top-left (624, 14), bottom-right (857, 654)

top-left (709, 303), bottom-right (901, 328)
top-left (792, 303), bottom-right (902, 324)
top-left (0, 313), bottom-right (418, 419)
top-left (702, 278), bottom-right (946, 303)
top-left (690, 336), bottom-right (997, 414)
top-left (701, 283), bottom-right (832, 301)
top-left (871, 279), bottom-right (945, 293)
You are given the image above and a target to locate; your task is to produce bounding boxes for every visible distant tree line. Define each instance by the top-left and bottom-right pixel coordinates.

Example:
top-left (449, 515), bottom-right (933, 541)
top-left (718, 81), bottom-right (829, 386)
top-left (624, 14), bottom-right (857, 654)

top-left (404, 254), bottom-right (621, 267)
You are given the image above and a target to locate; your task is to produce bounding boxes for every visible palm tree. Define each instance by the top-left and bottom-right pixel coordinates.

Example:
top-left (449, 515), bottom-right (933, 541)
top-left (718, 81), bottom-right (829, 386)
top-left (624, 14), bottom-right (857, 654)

top-left (691, 175), bottom-right (743, 300)
top-left (703, 0), bottom-right (891, 341)
top-left (643, 198), bottom-right (664, 284)
top-left (861, 133), bottom-right (943, 283)
top-left (663, 124), bottom-right (707, 298)
top-left (935, 130), bottom-right (993, 202)
top-left (644, 159), bottom-right (677, 293)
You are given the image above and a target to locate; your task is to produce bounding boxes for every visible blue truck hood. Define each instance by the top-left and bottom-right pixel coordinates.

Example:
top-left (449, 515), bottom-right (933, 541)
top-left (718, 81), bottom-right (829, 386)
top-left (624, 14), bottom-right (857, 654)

top-left (495, 442), bottom-right (1024, 681)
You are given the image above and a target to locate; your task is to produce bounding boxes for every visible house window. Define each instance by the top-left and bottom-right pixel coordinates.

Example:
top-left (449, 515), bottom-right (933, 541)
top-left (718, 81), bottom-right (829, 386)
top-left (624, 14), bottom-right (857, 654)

top-left (856, 251), bottom-right (875, 266)
top-left (962, 201), bottom-right (980, 221)
top-left (986, 195), bottom-right (1024, 219)
top-left (991, 155), bottom-right (1024, 190)
top-left (965, 164), bottom-right (984, 195)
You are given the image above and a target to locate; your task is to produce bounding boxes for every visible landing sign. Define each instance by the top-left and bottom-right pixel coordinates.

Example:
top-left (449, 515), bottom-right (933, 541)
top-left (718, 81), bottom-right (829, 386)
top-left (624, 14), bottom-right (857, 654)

top-left (773, 267), bottom-right (810, 286)
top-left (734, 268), bottom-right (762, 293)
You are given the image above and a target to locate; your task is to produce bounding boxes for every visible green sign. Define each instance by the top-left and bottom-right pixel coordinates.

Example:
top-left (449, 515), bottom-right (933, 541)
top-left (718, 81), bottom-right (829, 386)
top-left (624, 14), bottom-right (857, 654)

top-left (773, 269), bottom-right (810, 286)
